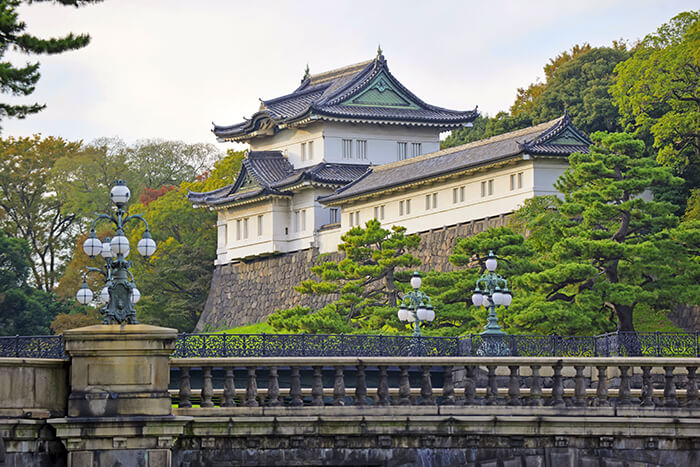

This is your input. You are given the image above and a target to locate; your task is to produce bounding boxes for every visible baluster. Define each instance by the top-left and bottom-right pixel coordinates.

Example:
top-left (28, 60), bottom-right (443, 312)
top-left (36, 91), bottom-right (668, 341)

top-left (463, 365), bottom-right (476, 406)
top-left (507, 365), bottom-right (521, 406)
top-left (529, 365), bottom-right (543, 407)
top-left (551, 363), bottom-right (564, 408)
top-left (355, 364), bottom-right (368, 406)
top-left (663, 365), bottom-right (679, 408)
top-left (442, 366), bottom-right (455, 406)
top-left (311, 366), bottom-right (324, 406)
top-left (686, 366), bottom-right (699, 408)
top-left (486, 365), bottom-right (498, 405)
top-left (573, 365), bottom-right (586, 407)
top-left (246, 367), bottom-right (259, 407)
top-left (201, 367), bottom-right (214, 408)
top-left (290, 366), bottom-right (303, 407)
top-left (618, 366), bottom-right (631, 406)
top-left (595, 365), bottom-right (610, 407)
top-left (179, 367), bottom-right (192, 408)
top-left (420, 366), bottom-right (434, 405)
top-left (223, 367), bottom-right (236, 407)
top-left (333, 366), bottom-right (346, 406)
top-left (377, 366), bottom-right (389, 406)
top-left (398, 366), bottom-right (411, 405)
top-left (268, 367), bottom-right (281, 407)
top-left (640, 366), bottom-right (654, 407)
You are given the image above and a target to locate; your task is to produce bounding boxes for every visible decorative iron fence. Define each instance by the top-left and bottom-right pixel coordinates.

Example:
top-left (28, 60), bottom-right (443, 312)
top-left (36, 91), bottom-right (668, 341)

top-left (0, 335), bottom-right (65, 359)
top-left (2, 331), bottom-right (700, 359)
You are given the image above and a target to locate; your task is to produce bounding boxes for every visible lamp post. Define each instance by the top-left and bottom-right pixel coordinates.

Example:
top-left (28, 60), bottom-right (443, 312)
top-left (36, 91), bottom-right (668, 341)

top-left (75, 180), bottom-right (157, 324)
top-left (397, 271), bottom-right (435, 336)
top-left (470, 250), bottom-right (512, 355)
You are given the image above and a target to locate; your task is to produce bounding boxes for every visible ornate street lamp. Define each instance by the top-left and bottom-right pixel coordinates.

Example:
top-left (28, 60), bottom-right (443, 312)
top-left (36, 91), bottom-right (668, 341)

top-left (470, 250), bottom-right (512, 355)
top-left (397, 271), bottom-right (435, 336)
top-left (75, 180), bottom-right (156, 324)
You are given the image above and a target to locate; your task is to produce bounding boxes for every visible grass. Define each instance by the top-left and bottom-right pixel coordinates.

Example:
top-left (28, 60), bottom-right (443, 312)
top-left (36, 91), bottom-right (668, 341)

top-left (217, 321), bottom-right (290, 334)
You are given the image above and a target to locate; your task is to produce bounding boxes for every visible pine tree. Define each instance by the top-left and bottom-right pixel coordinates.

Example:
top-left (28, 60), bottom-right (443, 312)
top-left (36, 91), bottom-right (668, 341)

top-left (520, 132), bottom-right (690, 332)
top-left (0, 0), bottom-right (95, 125)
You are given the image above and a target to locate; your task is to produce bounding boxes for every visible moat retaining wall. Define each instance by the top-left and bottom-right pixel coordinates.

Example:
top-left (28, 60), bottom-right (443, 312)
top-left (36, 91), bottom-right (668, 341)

top-left (196, 215), bottom-right (510, 331)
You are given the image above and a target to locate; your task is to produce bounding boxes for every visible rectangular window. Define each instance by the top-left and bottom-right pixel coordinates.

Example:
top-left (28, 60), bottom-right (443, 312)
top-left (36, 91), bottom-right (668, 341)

top-left (510, 174), bottom-right (516, 191)
top-left (236, 219), bottom-right (242, 240)
top-left (460, 186), bottom-right (465, 202)
top-left (481, 181), bottom-right (487, 198)
top-left (301, 142), bottom-right (306, 161)
top-left (518, 172), bottom-right (523, 189)
top-left (243, 218), bottom-right (249, 239)
top-left (357, 140), bottom-right (367, 160)
top-left (406, 199), bottom-right (411, 215)
top-left (300, 209), bottom-right (306, 231)
top-left (374, 206), bottom-right (379, 219)
top-left (342, 139), bottom-right (353, 159)
top-left (330, 208), bottom-right (339, 224)
top-left (425, 194), bottom-right (431, 210)
top-left (432, 193), bottom-right (438, 209)
top-left (257, 215), bottom-right (263, 236)
top-left (411, 142), bottom-right (422, 157)
top-left (218, 224), bottom-right (227, 246)
top-left (399, 200), bottom-right (404, 216)
top-left (308, 141), bottom-right (314, 160)
top-left (488, 179), bottom-right (494, 196)
top-left (354, 211), bottom-right (360, 227)
top-left (397, 142), bottom-right (407, 161)
top-left (294, 210), bottom-right (300, 232)
top-left (348, 212), bottom-right (354, 227)
top-left (380, 205), bottom-right (385, 220)
top-left (453, 188), bottom-right (458, 204)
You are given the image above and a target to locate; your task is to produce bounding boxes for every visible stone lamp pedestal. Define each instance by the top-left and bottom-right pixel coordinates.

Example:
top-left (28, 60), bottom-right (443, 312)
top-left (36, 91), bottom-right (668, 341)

top-left (48, 324), bottom-right (191, 467)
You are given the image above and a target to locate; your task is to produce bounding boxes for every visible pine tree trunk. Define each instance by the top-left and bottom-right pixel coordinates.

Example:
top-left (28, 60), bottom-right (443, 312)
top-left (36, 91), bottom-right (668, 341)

top-left (616, 305), bottom-right (635, 332)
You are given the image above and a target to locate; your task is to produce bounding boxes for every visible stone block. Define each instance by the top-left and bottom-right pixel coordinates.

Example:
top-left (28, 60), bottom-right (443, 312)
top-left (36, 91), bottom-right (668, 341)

top-left (69, 451), bottom-right (93, 467)
top-left (147, 449), bottom-right (170, 467)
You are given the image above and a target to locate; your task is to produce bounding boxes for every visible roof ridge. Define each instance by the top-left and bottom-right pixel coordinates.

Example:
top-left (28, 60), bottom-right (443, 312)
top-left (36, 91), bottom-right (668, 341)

top-left (308, 59), bottom-right (374, 86)
top-left (373, 117), bottom-right (565, 173)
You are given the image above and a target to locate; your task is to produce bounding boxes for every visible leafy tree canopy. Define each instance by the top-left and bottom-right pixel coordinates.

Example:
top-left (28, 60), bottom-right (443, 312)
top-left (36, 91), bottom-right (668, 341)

top-left (611, 11), bottom-right (700, 212)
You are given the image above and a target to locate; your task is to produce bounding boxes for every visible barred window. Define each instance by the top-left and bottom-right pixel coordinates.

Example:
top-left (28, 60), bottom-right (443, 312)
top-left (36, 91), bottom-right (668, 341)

top-left (308, 141), bottom-right (314, 160)
top-left (397, 142), bottom-right (407, 161)
top-left (342, 139), bottom-right (353, 159)
top-left (301, 142), bottom-right (306, 161)
top-left (411, 142), bottom-right (422, 157)
top-left (357, 140), bottom-right (367, 160)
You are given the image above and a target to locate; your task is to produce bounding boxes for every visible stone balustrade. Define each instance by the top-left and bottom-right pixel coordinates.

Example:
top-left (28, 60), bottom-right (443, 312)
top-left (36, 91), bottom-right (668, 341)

top-left (169, 356), bottom-right (700, 411)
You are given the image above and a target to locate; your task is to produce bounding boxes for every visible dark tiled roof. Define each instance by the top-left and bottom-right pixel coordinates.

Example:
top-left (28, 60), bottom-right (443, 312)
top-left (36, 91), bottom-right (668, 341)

top-left (321, 114), bottom-right (590, 204)
top-left (213, 55), bottom-right (477, 141)
top-left (188, 151), bottom-right (370, 207)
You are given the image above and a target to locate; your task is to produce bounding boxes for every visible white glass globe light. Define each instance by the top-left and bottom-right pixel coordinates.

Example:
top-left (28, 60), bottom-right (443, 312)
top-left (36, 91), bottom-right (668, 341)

top-left (410, 272), bottom-right (422, 290)
top-left (110, 182), bottom-right (131, 205)
top-left (82, 231), bottom-right (102, 257)
top-left (99, 287), bottom-right (110, 304)
top-left (397, 306), bottom-right (409, 322)
top-left (503, 292), bottom-right (513, 307)
top-left (407, 311), bottom-right (416, 323)
top-left (492, 290), bottom-right (505, 306)
top-left (485, 256), bottom-right (498, 272)
top-left (137, 233), bottom-right (157, 257)
top-left (425, 306), bottom-right (435, 322)
top-left (110, 233), bottom-right (130, 256)
top-left (131, 287), bottom-right (141, 304)
top-left (471, 292), bottom-right (483, 307)
top-left (76, 282), bottom-right (93, 305)
top-left (416, 306), bottom-right (429, 321)
top-left (101, 238), bottom-right (113, 258)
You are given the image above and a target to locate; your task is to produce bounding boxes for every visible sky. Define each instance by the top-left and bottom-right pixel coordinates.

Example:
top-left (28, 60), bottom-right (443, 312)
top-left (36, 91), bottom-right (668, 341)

top-left (2, 0), bottom-right (697, 151)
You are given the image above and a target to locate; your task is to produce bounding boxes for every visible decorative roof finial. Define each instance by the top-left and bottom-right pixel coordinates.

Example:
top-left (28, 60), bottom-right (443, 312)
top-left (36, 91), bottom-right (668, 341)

top-left (303, 63), bottom-right (310, 81)
top-left (377, 43), bottom-right (383, 58)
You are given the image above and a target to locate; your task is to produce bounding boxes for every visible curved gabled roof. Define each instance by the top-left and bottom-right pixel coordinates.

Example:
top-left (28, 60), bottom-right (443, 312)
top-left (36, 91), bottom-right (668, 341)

top-left (321, 114), bottom-right (591, 205)
top-left (213, 54), bottom-right (478, 142)
top-left (188, 151), bottom-right (371, 208)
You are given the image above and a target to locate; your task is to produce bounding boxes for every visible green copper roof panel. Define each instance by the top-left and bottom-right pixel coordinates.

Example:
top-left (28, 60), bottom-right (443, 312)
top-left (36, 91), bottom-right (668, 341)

top-left (345, 72), bottom-right (420, 109)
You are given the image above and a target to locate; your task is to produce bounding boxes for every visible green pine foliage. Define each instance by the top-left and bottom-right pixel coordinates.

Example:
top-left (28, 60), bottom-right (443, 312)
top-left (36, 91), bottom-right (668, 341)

top-left (0, 0), bottom-right (95, 124)
top-left (516, 132), bottom-right (690, 332)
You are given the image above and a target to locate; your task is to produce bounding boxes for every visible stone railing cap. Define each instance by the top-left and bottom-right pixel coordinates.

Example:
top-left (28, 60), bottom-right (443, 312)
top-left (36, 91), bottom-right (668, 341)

top-left (63, 324), bottom-right (178, 340)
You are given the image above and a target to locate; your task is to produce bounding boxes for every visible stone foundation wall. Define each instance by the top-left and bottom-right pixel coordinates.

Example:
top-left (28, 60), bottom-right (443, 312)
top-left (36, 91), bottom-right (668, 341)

top-left (196, 215), bottom-right (511, 331)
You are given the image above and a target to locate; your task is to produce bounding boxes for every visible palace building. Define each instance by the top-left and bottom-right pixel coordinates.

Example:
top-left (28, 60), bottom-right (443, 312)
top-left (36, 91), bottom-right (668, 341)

top-left (189, 51), bottom-right (591, 270)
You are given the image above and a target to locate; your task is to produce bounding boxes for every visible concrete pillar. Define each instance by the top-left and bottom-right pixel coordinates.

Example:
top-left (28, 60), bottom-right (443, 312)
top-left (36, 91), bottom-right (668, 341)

top-left (48, 324), bottom-right (191, 467)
